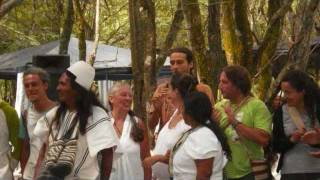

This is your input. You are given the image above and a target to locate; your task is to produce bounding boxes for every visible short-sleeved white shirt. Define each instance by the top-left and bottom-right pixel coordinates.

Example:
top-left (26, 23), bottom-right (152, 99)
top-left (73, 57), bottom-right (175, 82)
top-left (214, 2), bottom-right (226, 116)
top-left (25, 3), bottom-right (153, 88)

top-left (172, 126), bottom-right (227, 180)
top-left (152, 110), bottom-right (190, 180)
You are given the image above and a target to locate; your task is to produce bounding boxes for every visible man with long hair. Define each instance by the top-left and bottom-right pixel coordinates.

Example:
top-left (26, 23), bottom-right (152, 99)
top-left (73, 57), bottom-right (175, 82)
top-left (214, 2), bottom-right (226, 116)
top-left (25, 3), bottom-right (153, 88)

top-left (25, 61), bottom-right (118, 180)
top-left (215, 65), bottom-right (272, 180)
top-left (148, 47), bottom-right (214, 147)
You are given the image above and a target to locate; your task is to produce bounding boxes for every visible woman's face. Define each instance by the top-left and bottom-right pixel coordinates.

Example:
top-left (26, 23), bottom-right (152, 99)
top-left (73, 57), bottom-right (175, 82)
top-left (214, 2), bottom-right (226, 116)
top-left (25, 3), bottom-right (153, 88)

top-left (167, 85), bottom-right (183, 108)
top-left (281, 81), bottom-right (305, 107)
top-left (109, 85), bottom-right (133, 113)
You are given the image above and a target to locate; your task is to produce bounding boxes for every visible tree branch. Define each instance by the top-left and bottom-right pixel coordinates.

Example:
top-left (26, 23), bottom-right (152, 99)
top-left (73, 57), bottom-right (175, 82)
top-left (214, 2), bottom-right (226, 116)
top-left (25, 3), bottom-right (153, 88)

top-left (0, 0), bottom-right (23, 19)
top-left (155, 1), bottom-right (184, 71)
top-left (265, 0), bottom-right (293, 30)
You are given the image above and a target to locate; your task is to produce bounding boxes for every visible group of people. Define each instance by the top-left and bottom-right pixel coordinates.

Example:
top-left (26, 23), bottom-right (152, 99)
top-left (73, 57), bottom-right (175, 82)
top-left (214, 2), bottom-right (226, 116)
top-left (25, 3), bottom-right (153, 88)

top-left (0, 47), bottom-right (319, 180)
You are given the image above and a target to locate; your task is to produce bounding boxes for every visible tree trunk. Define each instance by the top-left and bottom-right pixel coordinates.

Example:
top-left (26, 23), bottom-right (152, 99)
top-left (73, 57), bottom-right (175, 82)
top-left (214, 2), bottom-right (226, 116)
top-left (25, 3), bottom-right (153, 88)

top-left (142, 0), bottom-right (157, 108)
top-left (234, 0), bottom-right (254, 71)
top-left (0, 0), bottom-right (23, 19)
top-left (221, 0), bottom-right (241, 65)
top-left (254, 0), bottom-right (293, 101)
top-left (59, 0), bottom-right (74, 55)
top-left (73, 0), bottom-right (86, 61)
top-left (181, 0), bottom-right (212, 85)
top-left (88, 0), bottom-right (100, 66)
top-left (155, 1), bottom-right (184, 72)
top-left (207, 0), bottom-right (227, 98)
top-left (129, 0), bottom-right (146, 120)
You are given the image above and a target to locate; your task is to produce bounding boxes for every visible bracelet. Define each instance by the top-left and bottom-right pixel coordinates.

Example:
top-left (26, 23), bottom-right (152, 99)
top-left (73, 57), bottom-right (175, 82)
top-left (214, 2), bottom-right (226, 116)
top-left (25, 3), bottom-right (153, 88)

top-left (231, 120), bottom-right (241, 129)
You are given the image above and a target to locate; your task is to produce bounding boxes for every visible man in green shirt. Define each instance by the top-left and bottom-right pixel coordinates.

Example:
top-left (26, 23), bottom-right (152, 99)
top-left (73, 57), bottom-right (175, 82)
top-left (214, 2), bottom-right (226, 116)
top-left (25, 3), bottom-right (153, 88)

top-left (214, 65), bottom-right (272, 180)
top-left (0, 99), bottom-right (21, 179)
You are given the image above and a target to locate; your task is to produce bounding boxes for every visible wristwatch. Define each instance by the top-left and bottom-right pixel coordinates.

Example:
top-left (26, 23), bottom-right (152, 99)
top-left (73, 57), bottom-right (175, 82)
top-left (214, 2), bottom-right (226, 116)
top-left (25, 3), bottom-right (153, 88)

top-left (231, 119), bottom-right (241, 129)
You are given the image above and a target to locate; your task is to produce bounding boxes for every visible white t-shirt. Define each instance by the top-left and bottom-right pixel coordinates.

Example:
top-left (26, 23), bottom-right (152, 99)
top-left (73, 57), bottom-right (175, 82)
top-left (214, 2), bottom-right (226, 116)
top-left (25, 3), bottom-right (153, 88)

top-left (152, 110), bottom-right (190, 180)
top-left (24, 106), bottom-right (119, 180)
top-left (22, 105), bottom-right (50, 179)
top-left (25, 105), bottom-right (48, 139)
top-left (109, 114), bottom-right (144, 180)
top-left (172, 126), bottom-right (227, 180)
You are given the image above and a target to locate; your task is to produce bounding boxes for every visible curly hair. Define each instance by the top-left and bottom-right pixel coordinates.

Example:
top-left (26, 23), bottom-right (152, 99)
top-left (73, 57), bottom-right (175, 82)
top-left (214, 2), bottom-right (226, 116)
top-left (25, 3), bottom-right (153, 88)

top-left (222, 65), bottom-right (252, 96)
top-left (280, 69), bottom-right (320, 124)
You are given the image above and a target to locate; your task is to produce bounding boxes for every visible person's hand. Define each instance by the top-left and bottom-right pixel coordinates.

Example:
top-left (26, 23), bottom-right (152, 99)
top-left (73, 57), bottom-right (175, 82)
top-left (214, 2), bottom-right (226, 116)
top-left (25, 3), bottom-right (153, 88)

top-left (159, 150), bottom-right (170, 164)
top-left (143, 157), bottom-right (154, 168)
top-left (151, 84), bottom-right (169, 108)
top-left (301, 130), bottom-right (320, 145)
top-left (290, 130), bottom-right (305, 143)
top-left (310, 151), bottom-right (320, 158)
top-left (152, 85), bottom-right (168, 99)
top-left (212, 109), bottom-right (221, 124)
top-left (224, 105), bottom-right (236, 125)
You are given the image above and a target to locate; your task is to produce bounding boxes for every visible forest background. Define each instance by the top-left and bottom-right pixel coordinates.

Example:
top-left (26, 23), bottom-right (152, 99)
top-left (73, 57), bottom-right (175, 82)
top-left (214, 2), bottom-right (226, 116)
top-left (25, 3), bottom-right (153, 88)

top-left (0, 0), bottom-right (319, 120)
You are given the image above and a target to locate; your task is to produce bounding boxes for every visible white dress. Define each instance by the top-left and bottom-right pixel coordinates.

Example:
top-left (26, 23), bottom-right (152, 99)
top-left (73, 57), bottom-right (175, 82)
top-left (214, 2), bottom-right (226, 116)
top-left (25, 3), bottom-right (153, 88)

top-left (152, 110), bottom-right (190, 180)
top-left (109, 114), bottom-right (144, 180)
top-left (172, 126), bottom-right (227, 180)
top-left (24, 106), bottom-right (119, 180)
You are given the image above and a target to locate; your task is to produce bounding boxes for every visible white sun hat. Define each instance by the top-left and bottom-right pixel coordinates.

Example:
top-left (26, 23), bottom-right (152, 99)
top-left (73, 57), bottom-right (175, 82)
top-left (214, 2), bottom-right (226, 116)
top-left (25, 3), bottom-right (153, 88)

top-left (67, 61), bottom-right (95, 90)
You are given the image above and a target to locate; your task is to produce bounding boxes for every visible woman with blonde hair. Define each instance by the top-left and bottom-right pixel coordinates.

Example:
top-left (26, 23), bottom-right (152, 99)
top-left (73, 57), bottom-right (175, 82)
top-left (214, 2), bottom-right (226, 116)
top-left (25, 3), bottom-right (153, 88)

top-left (108, 82), bottom-right (151, 180)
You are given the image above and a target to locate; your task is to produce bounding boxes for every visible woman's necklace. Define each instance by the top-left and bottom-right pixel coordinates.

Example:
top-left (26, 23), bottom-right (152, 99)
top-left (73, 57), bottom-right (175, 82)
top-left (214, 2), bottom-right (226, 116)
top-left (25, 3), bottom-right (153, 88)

top-left (113, 122), bottom-right (123, 137)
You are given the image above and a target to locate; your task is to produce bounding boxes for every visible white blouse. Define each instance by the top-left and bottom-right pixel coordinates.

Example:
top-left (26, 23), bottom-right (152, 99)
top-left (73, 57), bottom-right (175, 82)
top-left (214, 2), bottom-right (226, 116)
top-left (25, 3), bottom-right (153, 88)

top-left (152, 110), bottom-right (190, 180)
top-left (109, 114), bottom-right (144, 180)
top-left (172, 126), bottom-right (227, 180)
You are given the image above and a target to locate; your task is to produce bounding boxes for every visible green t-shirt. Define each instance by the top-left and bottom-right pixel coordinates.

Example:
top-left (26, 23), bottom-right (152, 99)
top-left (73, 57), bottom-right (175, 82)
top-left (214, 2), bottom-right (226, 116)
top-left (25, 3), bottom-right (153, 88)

top-left (215, 97), bottom-right (272, 179)
top-left (0, 100), bottom-right (21, 161)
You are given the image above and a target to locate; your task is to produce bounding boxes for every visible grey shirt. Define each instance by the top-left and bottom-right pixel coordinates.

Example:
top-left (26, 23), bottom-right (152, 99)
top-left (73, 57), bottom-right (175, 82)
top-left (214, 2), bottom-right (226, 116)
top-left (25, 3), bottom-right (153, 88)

top-left (281, 104), bottom-right (320, 174)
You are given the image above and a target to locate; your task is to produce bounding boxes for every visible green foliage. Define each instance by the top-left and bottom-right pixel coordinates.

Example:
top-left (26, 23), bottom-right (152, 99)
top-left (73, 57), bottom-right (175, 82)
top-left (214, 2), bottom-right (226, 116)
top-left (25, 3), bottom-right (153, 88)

top-left (0, 80), bottom-right (16, 105)
top-left (0, 0), bottom-right (60, 53)
top-left (1, 0), bottom-right (319, 101)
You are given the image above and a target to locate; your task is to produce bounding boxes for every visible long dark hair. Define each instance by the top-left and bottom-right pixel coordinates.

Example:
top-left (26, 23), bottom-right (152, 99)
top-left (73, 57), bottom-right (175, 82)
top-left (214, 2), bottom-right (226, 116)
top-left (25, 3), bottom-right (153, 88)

top-left (170, 73), bottom-right (198, 99)
top-left (54, 71), bottom-right (106, 135)
top-left (183, 91), bottom-right (231, 159)
top-left (280, 69), bottom-right (320, 124)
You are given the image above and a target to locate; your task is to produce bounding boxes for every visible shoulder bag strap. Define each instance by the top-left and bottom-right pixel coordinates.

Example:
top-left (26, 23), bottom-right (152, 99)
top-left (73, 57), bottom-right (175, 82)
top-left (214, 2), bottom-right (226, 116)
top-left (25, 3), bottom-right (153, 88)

top-left (168, 126), bottom-right (201, 178)
top-left (222, 96), bottom-right (252, 130)
top-left (287, 106), bottom-right (305, 132)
